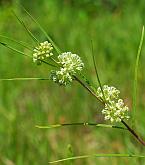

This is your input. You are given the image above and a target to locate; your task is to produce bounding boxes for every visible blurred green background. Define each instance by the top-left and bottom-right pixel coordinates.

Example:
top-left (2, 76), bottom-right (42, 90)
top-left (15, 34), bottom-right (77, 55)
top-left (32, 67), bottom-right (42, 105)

top-left (0, 0), bottom-right (145, 164)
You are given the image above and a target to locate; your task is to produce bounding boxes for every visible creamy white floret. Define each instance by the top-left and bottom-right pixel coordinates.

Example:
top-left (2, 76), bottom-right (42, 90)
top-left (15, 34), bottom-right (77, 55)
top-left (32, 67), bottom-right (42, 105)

top-left (96, 85), bottom-right (130, 123)
top-left (33, 41), bottom-right (53, 65)
top-left (58, 52), bottom-right (84, 74)
top-left (51, 52), bottom-right (84, 86)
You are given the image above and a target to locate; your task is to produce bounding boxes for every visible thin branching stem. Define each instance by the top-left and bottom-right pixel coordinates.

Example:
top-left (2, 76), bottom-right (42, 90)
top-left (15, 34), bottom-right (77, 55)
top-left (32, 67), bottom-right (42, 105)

top-left (74, 75), bottom-right (145, 146)
top-left (1, 8), bottom-right (144, 147)
top-left (121, 120), bottom-right (145, 146)
top-left (50, 57), bottom-right (60, 67)
top-left (91, 40), bottom-right (106, 102)
top-left (36, 122), bottom-right (126, 130)
top-left (74, 75), bottom-right (104, 104)
top-left (49, 153), bottom-right (145, 164)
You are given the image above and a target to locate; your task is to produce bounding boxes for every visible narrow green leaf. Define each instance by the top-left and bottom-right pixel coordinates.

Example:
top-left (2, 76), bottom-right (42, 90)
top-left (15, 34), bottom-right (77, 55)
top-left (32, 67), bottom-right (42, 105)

top-left (91, 40), bottom-right (105, 102)
top-left (0, 35), bottom-right (33, 50)
top-left (36, 124), bottom-right (61, 129)
top-left (49, 153), bottom-right (145, 164)
top-left (20, 5), bottom-right (61, 54)
top-left (12, 10), bottom-right (39, 44)
top-left (0, 41), bottom-right (31, 58)
top-left (35, 122), bottom-right (126, 130)
top-left (0, 77), bottom-right (49, 81)
top-left (0, 41), bottom-right (57, 68)
top-left (132, 26), bottom-right (144, 126)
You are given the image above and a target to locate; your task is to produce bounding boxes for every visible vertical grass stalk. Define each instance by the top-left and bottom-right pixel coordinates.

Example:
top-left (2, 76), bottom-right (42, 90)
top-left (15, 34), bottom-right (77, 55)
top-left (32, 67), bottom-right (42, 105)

top-left (132, 26), bottom-right (144, 126)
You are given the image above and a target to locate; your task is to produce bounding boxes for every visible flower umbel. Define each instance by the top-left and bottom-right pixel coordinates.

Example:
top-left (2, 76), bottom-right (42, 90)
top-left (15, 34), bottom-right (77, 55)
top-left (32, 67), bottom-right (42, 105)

top-left (33, 41), bottom-right (53, 65)
top-left (50, 68), bottom-right (73, 86)
top-left (51, 52), bottom-right (84, 86)
top-left (58, 52), bottom-right (84, 74)
top-left (96, 85), bottom-right (130, 122)
top-left (96, 85), bottom-right (120, 101)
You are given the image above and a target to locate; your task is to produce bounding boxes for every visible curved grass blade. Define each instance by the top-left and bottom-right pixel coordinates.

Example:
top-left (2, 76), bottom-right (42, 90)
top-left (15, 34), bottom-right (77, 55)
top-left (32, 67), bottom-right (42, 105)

top-left (0, 77), bottom-right (49, 81)
top-left (0, 35), bottom-right (33, 50)
top-left (0, 41), bottom-right (31, 57)
top-left (12, 10), bottom-right (39, 44)
top-left (49, 153), bottom-right (145, 164)
top-left (0, 41), bottom-right (57, 68)
top-left (132, 26), bottom-right (144, 126)
top-left (91, 40), bottom-right (105, 102)
top-left (20, 5), bottom-right (61, 54)
top-left (35, 122), bottom-right (127, 130)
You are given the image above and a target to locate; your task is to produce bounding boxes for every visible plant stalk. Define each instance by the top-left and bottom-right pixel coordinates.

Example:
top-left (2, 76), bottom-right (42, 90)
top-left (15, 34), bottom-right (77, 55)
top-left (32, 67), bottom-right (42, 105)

top-left (75, 75), bottom-right (145, 146)
top-left (74, 76), bottom-right (104, 104)
top-left (121, 120), bottom-right (145, 146)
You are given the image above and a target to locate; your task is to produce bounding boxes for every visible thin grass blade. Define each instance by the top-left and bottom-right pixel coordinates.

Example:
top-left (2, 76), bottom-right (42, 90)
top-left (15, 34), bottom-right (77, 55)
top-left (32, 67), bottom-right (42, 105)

top-left (0, 41), bottom-right (31, 58)
top-left (91, 40), bottom-right (105, 102)
top-left (0, 41), bottom-right (57, 67)
top-left (79, 73), bottom-right (97, 93)
top-left (0, 77), bottom-right (49, 81)
top-left (49, 153), bottom-right (145, 164)
top-left (12, 10), bottom-right (39, 44)
top-left (35, 122), bottom-right (126, 130)
top-left (0, 35), bottom-right (33, 50)
top-left (132, 26), bottom-right (144, 126)
top-left (20, 5), bottom-right (61, 54)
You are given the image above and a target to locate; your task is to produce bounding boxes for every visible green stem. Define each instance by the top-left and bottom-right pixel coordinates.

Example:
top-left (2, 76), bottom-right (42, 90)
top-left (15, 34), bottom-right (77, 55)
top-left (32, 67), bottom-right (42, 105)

top-left (0, 77), bottom-right (49, 81)
top-left (49, 153), bottom-right (145, 164)
top-left (121, 120), bottom-right (145, 146)
top-left (74, 75), bottom-right (145, 147)
top-left (50, 57), bottom-right (60, 67)
top-left (91, 40), bottom-right (106, 102)
top-left (0, 41), bottom-right (57, 68)
top-left (74, 75), bottom-right (104, 104)
top-left (132, 26), bottom-right (144, 126)
top-left (20, 5), bottom-right (61, 54)
top-left (12, 11), bottom-right (39, 44)
top-left (36, 122), bottom-right (126, 130)
top-left (0, 35), bottom-right (33, 50)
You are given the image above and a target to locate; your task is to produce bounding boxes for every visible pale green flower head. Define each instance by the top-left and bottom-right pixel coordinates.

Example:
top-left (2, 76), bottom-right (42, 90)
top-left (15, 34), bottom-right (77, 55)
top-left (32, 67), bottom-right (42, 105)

top-left (50, 68), bottom-right (72, 86)
top-left (96, 85), bottom-right (130, 123)
top-left (50, 52), bottom-right (84, 86)
top-left (96, 85), bottom-right (120, 101)
top-left (58, 52), bottom-right (84, 74)
top-left (102, 99), bottom-right (130, 122)
top-left (33, 41), bottom-right (53, 65)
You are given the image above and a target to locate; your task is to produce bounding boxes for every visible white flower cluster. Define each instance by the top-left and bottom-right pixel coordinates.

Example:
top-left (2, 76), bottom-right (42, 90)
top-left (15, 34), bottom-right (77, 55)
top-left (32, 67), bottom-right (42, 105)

top-left (51, 52), bottom-right (84, 86)
top-left (50, 68), bottom-right (72, 86)
top-left (58, 52), bottom-right (84, 74)
top-left (96, 85), bottom-right (130, 122)
top-left (96, 85), bottom-right (120, 101)
top-left (33, 41), bottom-right (53, 65)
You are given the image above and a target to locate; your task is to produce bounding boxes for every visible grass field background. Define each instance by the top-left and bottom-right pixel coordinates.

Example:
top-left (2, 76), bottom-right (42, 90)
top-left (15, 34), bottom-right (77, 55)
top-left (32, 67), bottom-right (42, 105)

top-left (0, 0), bottom-right (145, 164)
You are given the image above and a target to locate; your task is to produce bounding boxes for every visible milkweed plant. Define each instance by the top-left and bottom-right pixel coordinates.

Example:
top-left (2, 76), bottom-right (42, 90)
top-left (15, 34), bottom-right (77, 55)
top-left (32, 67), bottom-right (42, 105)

top-left (0, 6), bottom-right (145, 164)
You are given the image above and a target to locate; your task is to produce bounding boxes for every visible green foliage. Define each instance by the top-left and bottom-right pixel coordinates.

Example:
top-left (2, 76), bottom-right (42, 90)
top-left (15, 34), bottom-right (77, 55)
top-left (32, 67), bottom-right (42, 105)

top-left (0, 0), bottom-right (145, 164)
